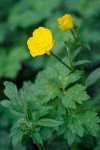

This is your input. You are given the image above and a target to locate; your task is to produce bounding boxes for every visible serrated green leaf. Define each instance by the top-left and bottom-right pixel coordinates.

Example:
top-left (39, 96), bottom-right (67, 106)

top-left (62, 84), bottom-right (89, 109)
top-left (67, 117), bottom-right (84, 137)
top-left (73, 110), bottom-right (100, 137)
top-left (66, 71), bottom-right (81, 86)
top-left (11, 127), bottom-right (23, 147)
top-left (23, 81), bottom-right (42, 111)
top-left (62, 95), bottom-right (76, 109)
top-left (4, 81), bottom-right (20, 103)
top-left (35, 106), bottom-right (53, 121)
top-left (36, 62), bottom-right (70, 88)
top-left (3, 81), bottom-right (27, 113)
top-left (58, 101), bottom-right (66, 115)
top-left (0, 100), bottom-right (11, 108)
top-left (79, 111), bottom-right (100, 136)
top-left (86, 68), bottom-right (100, 87)
top-left (74, 60), bottom-right (92, 66)
top-left (35, 67), bottom-right (61, 103)
top-left (59, 115), bottom-right (84, 144)
top-left (36, 118), bottom-right (63, 127)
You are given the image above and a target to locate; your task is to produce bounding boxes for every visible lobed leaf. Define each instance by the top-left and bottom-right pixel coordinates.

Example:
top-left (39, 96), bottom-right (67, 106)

top-left (62, 84), bottom-right (90, 109)
top-left (3, 81), bottom-right (27, 113)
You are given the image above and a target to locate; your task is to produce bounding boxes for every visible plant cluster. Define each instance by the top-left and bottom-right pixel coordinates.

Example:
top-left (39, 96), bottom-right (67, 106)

top-left (1, 14), bottom-right (100, 150)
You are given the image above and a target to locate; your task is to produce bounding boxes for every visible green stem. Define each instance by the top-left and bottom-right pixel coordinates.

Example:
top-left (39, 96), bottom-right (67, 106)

top-left (70, 29), bottom-right (86, 86)
top-left (71, 143), bottom-right (77, 150)
top-left (51, 51), bottom-right (71, 70)
top-left (70, 30), bottom-right (78, 44)
top-left (37, 144), bottom-right (46, 150)
top-left (79, 51), bottom-right (85, 86)
top-left (66, 46), bottom-right (73, 71)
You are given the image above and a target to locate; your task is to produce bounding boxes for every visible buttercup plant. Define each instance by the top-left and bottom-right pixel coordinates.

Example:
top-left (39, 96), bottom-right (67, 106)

top-left (1, 14), bottom-right (100, 150)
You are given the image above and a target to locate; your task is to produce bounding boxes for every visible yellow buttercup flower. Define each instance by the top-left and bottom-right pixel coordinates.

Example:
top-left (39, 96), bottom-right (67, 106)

top-left (27, 27), bottom-right (54, 57)
top-left (58, 14), bottom-right (74, 32)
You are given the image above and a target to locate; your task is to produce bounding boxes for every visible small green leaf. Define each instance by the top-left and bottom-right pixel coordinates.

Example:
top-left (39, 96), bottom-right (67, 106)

top-left (0, 100), bottom-right (11, 108)
top-left (81, 41), bottom-right (90, 50)
top-left (86, 67), bottom-right (100, 87)
top-left (72, 47), bottom-right (82, 60)
top-left (36, 118), bottom-right (63, 127)
top-left (74, 60), bottom-right (92, 66)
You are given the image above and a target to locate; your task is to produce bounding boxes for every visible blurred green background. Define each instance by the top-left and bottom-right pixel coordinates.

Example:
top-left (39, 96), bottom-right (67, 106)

top-left (0, 0), bottom-right (100, 149)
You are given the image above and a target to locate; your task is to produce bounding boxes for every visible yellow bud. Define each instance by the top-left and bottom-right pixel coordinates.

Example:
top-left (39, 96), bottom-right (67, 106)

top-left (58, 14), bottom-right (74, 32)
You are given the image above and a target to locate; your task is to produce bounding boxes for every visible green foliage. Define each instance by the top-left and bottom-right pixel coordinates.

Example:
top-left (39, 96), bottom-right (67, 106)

top-left (58, 111), bottom-right (100, 145)
top-left (1, 62), bottom-right (100, 148)
top-left (0, 0), bottom-right (100, 149)
top-left (0, 47), bottom-right (29, 78)
top-left (8, 0), bottom-right (61, 29)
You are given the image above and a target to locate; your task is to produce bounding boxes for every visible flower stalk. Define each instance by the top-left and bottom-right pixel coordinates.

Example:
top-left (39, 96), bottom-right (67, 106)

top-left (66, 46), bottom-right (73, 72)
top-left (64, 39), bottom-right (73, 72)
top-left (70, 29), bottom-right (86, 86)
top-left (51, 51), bottom-right (71, 70)
top-left (79, 51), bottom-right (86, 86)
